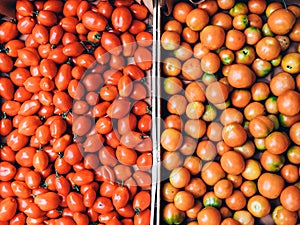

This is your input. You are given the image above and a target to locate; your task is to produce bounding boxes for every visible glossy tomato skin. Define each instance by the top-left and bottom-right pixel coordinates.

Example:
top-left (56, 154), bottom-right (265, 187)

top-left (111, 7), bottom-right (133, 32)
top-left (0, 197), bottom-right (18, 221)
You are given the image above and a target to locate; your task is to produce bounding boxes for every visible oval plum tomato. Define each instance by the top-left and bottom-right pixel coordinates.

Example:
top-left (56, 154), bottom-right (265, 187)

top-left (134, 208), bottom-right (150, 225)
top-left (34, 192), bottom-right (61, 211)
top-left (82, 11), bottom-right (108, 31)
top-left (0, 197), bottom-right (18, 221)
top-left (133, 191), bottom-right (151, 213)
top-left (112, 186), bottom-right (130, 209)
top-left (111, 7), bottom-right (132, 32)
top-left (163, 203), bottom-right (185, 225)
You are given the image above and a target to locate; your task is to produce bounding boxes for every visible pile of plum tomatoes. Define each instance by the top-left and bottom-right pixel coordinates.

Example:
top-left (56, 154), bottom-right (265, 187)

top-left (160, 0), bottom-right (300, 225)
top-left (0, 0), bottom-right (153, 225)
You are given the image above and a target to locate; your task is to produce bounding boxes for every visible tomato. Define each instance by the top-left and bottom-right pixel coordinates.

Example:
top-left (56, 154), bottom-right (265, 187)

top-left (227, 64), bottom-right (255, 88)
top-left (134, 208), bottom-right (150, 225)
top-left (134, 47), bottom-right (152, 71)
top-left (0, 197), bottom-right (18, 221)
top-left (247, 195), bottom-right (271, 218)
top-left (256, 37), bottom-right (281, 61)
top-left (161, 31), bottom-right (180, 51)
top-left (268, 8), bottom-right (296, 35)
top-left (172, 2), bottom-right (193, 23)
top-left (225, 29), bottom-right (246, 51)
top-left (111, 7), bottom-right (132, 32)
top-left (174, 191), bottom-right (194, 211)
top-left (132, 190), bottom-right (151, 213)
top-left (281, 52), bottom-right (300, 74)
top-left (7, 129), bottom-right (29, 151)
top-left (0, 21), bottom-right (18, 44)
top-left (186, 8), bottom-right (209, 31)
top-left (112, 186), bottom-right (129, 209)
top-left (197, 206), bottom-right (221, 225)
top-left (163, 203), bottom-right (185, 225)
top-left (280, 186), bottom-right (300, 212)
top-left (120, 32), bottom-right (137, 57)
top-left (129, 3), bottom-right (148, 20)
top-left (0, 52), bottom-right (13, 73)
top-left (200, 25), bottom-right (225, 50)
top-left (82, 11), bottom-right (108, 31)
top-left (92, 197), bottom-right (114, 214)
top-left (34, 192), bottom-right (60, 211)
top-left (272, 205), bottom-right (298, 225)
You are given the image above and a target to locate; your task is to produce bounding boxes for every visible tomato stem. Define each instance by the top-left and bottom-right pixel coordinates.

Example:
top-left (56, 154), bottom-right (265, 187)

top-left (146, 105), bottom-right (152, 114)
top-left (73, 185), bottom-right (80, 192)
top-left (281, 0), bottom-right (287, 10)
top-left (134, 208), bottom-right (141, 215)
top-left (55, 170), bottom-right (60, 178)
top-left (39, 180), bottom-right (47, 188)
top-left (32, 10), bottom-right (39, 17)
top-left (0, 143), bottom-right (4, 149)
top-left (58, 152), bottom-right (64, 159)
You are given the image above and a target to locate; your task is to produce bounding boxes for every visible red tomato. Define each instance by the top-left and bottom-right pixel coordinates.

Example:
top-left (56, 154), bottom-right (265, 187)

top-left (92, 197), bottom-right (114, 214)
top-left (0, 53), bottom-right (13, 73)
top-left (133, 191), bottom-right (151, 213)
top-left (112, 186), bottom-right (130, 209)
top-left (111, 7), bottom-right (133, 32)
top-left (82, 11), bottom-right (108, 31)
top-left (0, 21), bottom-right (18, 44)
top-left (134, 209), bottom-right (151, 225)
top-left (0, 197), bottom-right (18, 221)
top-left (67, 192), bottom-right (85, 212)
top-left (34, 192), bottom-right (61, 211)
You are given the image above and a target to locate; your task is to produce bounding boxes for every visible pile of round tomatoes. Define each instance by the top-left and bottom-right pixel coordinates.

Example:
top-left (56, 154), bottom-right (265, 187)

top-left (0, 0), bottom-right (153, 225)
top-left (160, 0), bottom-right (300, 225)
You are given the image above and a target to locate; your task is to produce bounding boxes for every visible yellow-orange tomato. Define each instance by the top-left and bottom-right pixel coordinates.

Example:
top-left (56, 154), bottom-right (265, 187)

top-left (222, 123), bottom-right (247, 148)
top-left (197, 206), bottom-right (221, 225)
top-left (240, 180), bottom-right (257, 198)
top-left (280, 186), bottom-right (300, 212)
top-left (161, 128), bottom-right (183, 152)
top-left (169, 167), bottom-right (190, 189)
top-left (241, 159), bottom-right (262, 180)
top-left (260, 150), bottom-right (285, 172)
top-left (247, 195), bottom-right (271, 218)
top-left (255, 37), bottom-right (281, 61)
top-left (225, 190), bottom-right (247, 211)
top-left (161, 31), bottom-right (180, 51)
top-left (185, 177), bottom-right (207, 198)
top-left (231, 89), bottom-right (252, 108)
top-left (162, 182), bottom-right (179, 203)
top-left (201, 162), bottom-right (225, 186)
top-left (270, 72), bottom-right (295, 96)
top-left (280, 164), bottom-right (299, 184)
top-left (290, 122), bottom-right (300, 145)
top-left (225, 29), bottom-right (246, 51)
top-left (248, 115), bottom-right (274, 138)
top-left (265, 131), bottom-right (290, 155)
top-left (214, 179), bottom-right (233, 199)
top-left (281, 53), bottom-right (300, 74)
top-left (174, 191), bottom-right (194, 211)
top-left (272, 205), bottom-right (298, 225)
top-left (220, 151), bottom-right (245, 175)
top-left (186, 8), bottom-right (209, 31)
top-left (182, 58), bottom-right (203, 81)
top-left (277, 90), bottom-right (300, 117)
top-left (257, 172), bottom-right (285, 199)
top-left (172, 2), bottom-right (193, 23)
top-left (163, 57), bottom-right (181, 77)
top-left (227, 64), bottom-right (255, 88)
top-left (205, 81), bottom-right (229, 104)
top-left (268, 8), bottom-right (296, 35)
top-left (200, 25), bottom-right (225, 51)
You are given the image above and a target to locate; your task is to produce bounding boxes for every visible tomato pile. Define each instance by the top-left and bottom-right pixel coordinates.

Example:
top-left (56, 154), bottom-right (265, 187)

top-left (160, 0), bottom-right (300, 225)
top-left (0, 0), bottom-right (153, 225)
